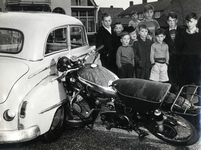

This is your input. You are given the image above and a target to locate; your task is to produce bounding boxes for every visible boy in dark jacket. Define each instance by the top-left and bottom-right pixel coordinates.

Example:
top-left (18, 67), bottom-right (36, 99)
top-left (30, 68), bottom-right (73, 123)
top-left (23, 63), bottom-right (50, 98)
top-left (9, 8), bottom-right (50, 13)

top-left (96, 13), bottom-right (114, 70)
top-left (111, 22), bottom-right (124, 74)
top-left (164, 12), bottom-right (185, 93)
top-left (133, 24), bottom-right (153, 79)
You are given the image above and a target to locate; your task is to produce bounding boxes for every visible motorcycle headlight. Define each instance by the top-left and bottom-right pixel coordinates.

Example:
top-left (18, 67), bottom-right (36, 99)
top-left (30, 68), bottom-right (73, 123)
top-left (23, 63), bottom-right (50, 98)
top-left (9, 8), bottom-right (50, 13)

top-left (3, 109), bottom-right (16, 121)
top-left (57, 56), bottom-right (71, 72)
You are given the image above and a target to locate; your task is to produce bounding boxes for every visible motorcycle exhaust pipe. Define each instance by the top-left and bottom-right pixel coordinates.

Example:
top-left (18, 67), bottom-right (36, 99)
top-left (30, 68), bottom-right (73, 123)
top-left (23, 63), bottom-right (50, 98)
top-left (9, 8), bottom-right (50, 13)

top-left (154, 109), bottom-right (164, 132)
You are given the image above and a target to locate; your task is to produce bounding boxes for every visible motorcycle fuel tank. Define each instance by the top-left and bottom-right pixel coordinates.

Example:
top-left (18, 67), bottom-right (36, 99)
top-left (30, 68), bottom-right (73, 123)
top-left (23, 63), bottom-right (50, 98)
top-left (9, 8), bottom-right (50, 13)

top-left (77, 63), bottom-right (118, 97)
top-left (78, 63), bottom-right (118, 87)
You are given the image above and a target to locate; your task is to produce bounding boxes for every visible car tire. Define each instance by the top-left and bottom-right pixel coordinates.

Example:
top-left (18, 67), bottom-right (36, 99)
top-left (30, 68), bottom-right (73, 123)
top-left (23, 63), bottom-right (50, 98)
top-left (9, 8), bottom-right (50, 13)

top-left (41, 105), bottom-right (66, 143)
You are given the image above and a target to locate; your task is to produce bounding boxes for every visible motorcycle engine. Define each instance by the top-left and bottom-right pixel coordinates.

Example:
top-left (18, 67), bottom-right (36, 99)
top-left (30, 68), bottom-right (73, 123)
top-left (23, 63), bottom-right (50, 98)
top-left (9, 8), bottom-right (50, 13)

top-left (115, 98), bottom-right (148, 122)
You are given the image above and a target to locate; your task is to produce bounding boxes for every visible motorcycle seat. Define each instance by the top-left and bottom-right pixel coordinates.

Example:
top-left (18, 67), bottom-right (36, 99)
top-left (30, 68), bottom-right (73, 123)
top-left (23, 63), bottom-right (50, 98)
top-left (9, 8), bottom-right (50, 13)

top-left (113, 78), bottom-right (171, 103)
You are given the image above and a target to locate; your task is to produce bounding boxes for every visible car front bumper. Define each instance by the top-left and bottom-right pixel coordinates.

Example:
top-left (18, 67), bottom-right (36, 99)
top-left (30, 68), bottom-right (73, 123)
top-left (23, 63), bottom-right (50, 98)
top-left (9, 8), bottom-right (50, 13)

top-left (0, 125), bottom-right (40, 144)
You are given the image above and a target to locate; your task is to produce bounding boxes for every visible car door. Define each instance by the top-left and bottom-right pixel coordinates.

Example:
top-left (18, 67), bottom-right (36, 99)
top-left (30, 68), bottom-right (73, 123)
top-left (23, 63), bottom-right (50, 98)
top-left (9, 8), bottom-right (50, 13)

top-left (69, 25), bottom-right (97, 63)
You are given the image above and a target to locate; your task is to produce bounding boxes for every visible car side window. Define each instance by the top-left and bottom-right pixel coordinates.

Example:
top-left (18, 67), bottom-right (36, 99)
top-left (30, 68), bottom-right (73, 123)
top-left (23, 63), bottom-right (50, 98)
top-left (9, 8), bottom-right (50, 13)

top-left (46, 27), bottom-right (68, 54)
top-left (0, 29), bottom-right (23, 54)
top-left (70, 26), bottom-right (87, 49)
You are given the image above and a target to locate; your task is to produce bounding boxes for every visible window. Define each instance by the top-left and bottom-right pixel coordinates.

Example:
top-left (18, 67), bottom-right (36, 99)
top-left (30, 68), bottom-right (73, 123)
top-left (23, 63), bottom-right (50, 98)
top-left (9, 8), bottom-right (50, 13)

top-left (72, 10), bottom-right (96, 32)
top-left (88, 11), bottom-right (94, 16)
top-left (52, 7), bottom-right (65, 14)
top-left (72, 11), bottom-right (78, 16)
top-left (154, 12), bottom-right (160, 18)
top-left (71, 0), bottom-right (86, 6)
top-left (70, 26), bottom-right (87, 49)
top-left (88, 19), bottom-right (94, 32)
top-left (76, 0), bottom-right (81, 5)
top-left (80, 11), bottom-right (86, 16)
top-left (0, 29), bottom-right (23, 53)
top-left (46, 27), bottom-right (68, 54)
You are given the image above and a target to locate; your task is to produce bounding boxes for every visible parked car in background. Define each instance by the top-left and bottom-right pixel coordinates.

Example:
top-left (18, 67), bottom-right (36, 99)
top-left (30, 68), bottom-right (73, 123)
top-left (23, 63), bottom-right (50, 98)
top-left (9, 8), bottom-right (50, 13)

top-left (0, 12), bottom-right (98, 143)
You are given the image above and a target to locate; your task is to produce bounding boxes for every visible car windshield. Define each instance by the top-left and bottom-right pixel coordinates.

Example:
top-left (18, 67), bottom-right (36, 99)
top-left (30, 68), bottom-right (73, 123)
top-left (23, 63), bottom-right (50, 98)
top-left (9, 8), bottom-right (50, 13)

top-left (0, 29), bottom-right (23, 53)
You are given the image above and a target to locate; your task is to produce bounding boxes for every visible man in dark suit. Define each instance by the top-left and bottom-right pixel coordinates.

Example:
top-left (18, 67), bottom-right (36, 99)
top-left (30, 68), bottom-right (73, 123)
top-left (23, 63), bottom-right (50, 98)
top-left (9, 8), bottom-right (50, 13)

top-left (164, 12), bottom-right (185, 93)
top-left (96, 13), bottom-right (114, 70)
top-left (198, 17), bottom-right (201, 31)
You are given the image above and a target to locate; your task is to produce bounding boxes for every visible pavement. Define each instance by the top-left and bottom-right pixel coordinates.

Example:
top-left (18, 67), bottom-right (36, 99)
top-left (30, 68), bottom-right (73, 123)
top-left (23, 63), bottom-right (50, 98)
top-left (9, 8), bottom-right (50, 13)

top-left (92, 105), bottom-right (201, 150)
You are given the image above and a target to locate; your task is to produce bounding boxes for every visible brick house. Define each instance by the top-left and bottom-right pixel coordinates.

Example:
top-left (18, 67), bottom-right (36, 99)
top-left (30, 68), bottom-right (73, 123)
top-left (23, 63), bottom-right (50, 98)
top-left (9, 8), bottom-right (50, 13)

top-left (118, 0), bottom-right (201, 28)
top-left (118, 0), bottom-right (171, 28)
top-left (0, 0), bottom-right (98, 35)
top-left (71, 0), bottom-right (98, 35)
top-left (164, 0), bottom-right (201, 26)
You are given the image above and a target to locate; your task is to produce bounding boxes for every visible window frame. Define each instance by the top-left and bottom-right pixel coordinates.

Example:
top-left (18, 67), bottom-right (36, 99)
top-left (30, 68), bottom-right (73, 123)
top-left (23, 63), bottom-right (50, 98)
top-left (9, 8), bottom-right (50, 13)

top-left (45, 26), bottom-right (69, 55)
top-left (69, 25), bottom-right (88, 49)
top-left (71, 10), bottom-right (96, 33)
top-left (0, 28), bottom-right (24, 54)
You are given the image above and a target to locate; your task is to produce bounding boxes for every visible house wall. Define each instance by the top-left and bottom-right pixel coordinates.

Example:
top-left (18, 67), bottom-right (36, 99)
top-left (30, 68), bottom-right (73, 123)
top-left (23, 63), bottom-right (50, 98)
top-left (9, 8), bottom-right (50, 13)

top-left (164, 0), bottom-right (201, 26)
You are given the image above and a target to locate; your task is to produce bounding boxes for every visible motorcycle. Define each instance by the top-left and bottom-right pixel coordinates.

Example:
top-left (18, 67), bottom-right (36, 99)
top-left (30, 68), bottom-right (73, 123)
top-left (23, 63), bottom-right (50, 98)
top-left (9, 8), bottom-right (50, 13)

top-left (55, 45), bottom-right (200, 146)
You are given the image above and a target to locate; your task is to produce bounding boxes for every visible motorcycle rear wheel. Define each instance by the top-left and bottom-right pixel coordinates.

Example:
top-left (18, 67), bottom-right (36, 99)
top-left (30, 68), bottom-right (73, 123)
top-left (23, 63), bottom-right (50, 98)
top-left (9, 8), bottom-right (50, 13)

top-left (147, 114), bottom-right (199, 146)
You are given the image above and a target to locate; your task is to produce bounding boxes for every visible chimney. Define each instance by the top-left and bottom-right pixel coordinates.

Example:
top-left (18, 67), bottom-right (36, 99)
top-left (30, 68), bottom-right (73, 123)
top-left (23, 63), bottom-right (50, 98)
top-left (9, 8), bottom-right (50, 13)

top-left (142, 0), bottom-right (147, 4)
top-left (130, 1), bottom-right (133, 6)
top-left (110, 5), bottom-right (113, 8)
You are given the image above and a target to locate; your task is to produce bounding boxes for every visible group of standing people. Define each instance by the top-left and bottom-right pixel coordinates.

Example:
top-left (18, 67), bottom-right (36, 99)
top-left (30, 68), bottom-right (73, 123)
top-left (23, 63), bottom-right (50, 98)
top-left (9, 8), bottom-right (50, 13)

top-left (96, 4), bottom-right (201, 94)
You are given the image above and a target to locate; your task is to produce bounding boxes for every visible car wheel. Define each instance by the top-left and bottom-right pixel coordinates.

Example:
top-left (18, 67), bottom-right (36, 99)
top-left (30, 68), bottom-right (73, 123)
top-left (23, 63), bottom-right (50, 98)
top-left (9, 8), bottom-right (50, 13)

top-left (41, 105), bottom-right (66, 143)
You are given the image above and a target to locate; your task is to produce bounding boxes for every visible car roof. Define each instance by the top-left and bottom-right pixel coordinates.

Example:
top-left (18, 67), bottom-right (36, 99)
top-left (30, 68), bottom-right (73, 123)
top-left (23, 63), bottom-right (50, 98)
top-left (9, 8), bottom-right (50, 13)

top-left (0, 12), bottom-right (83, 61)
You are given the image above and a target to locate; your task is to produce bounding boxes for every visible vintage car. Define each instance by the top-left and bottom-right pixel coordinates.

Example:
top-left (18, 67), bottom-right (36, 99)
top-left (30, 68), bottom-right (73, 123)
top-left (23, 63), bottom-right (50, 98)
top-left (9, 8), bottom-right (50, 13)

top-left (0, 12), bottom-right (98, 143)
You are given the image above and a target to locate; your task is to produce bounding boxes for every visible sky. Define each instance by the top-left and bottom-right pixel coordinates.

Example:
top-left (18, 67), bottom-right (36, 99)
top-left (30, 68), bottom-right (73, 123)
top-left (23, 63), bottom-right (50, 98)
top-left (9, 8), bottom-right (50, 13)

top-left (95, 0), bottom-right (158, 9)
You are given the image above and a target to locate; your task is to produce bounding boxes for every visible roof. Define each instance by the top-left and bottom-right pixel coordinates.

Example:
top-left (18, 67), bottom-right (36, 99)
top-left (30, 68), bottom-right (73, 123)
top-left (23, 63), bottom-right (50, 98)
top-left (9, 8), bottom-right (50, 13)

top-left (112, 18), bottom-right (130, 26)
top-left (0, 12), bottom-right (83, 60)
top-left (119, 0), bottom-right (171, 16)
top-left (99, 7), bottom-right (124, 18)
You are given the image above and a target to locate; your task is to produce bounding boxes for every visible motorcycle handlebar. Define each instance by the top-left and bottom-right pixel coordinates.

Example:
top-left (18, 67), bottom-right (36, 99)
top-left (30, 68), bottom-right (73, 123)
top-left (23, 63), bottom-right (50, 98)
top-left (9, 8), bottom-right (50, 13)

top-left (83, 45), bottom-right (104, 62)
top-left (95, 45), bottom-right (104, 52)
top-left (54, 45), bottom-right (104, 82)
top-left (51, 68), bottom-right (79, 82)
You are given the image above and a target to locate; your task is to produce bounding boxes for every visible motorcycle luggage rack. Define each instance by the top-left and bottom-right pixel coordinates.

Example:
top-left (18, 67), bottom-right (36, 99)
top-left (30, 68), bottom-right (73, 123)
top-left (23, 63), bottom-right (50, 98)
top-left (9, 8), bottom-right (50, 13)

top-left (170, 85), bottom-right (201, 116)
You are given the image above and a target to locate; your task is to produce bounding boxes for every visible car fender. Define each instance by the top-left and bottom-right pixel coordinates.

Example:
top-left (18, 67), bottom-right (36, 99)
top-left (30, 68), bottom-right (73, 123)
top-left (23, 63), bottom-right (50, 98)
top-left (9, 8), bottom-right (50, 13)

top-left (19, 75), bottom-right (67, 135)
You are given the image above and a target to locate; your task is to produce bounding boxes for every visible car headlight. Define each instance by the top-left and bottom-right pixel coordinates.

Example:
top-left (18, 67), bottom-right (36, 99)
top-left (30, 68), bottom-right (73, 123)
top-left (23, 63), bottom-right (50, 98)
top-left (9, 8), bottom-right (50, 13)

top-left (3, 109), bottom-right (16, 121)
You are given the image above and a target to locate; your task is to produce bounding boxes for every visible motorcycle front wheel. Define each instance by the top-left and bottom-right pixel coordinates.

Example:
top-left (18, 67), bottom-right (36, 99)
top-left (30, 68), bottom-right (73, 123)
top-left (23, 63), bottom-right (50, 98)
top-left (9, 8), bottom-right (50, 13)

top-left (147, 113), bottom-right (199, 146)
top-left (66, 91), bottom-right (95, 128)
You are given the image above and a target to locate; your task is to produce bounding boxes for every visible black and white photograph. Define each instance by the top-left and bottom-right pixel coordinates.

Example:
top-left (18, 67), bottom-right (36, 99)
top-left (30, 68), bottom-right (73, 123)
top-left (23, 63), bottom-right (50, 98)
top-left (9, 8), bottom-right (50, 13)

top-left (0, 0), bottom-right (200, 149)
